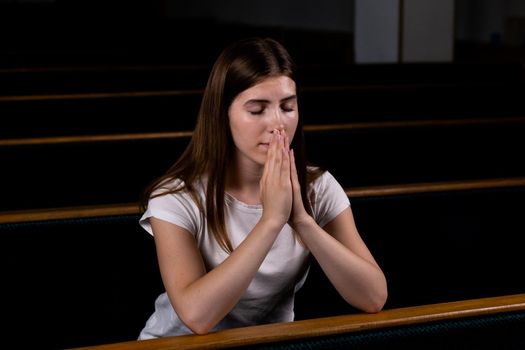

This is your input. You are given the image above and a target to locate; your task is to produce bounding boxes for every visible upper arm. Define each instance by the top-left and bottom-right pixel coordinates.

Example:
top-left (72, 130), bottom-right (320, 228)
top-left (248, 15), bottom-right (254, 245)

top-left (151, 217), bottom-right (207, 307)
top-left (322, 207), bottom-right (381, 269)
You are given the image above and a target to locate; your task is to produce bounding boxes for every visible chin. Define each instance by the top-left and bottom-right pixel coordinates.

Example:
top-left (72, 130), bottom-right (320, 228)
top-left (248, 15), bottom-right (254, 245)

top-left (255, 157), bottom-right (267, 166)
top-left (253, 154), bottom-right (267, 166)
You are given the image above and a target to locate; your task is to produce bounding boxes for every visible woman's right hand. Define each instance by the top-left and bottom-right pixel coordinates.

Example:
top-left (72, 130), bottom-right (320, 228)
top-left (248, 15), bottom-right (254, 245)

top-left (260, 130), bottom-right (293, 229)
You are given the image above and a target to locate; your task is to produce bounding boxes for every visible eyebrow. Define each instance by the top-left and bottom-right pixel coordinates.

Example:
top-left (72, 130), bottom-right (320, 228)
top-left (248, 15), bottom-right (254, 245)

top-left (244, 95), bottom-right (297, 106)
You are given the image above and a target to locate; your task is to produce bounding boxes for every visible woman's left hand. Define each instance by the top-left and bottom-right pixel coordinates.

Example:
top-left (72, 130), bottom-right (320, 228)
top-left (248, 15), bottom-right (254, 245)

top-left (286, 135), bottom-right (312, 229)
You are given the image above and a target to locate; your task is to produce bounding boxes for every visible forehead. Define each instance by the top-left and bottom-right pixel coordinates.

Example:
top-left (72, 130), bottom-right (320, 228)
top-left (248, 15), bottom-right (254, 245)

top-left (236, 76), bottom-right (296, 101)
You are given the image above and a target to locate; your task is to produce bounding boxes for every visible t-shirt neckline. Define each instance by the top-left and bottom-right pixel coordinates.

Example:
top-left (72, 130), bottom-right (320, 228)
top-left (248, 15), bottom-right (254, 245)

top-left (225, 192), bottom-right (263, 211)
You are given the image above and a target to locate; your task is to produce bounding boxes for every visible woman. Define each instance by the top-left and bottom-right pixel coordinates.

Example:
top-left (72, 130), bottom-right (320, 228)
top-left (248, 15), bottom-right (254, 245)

top-left (138, 37), bottom-right (387, 338)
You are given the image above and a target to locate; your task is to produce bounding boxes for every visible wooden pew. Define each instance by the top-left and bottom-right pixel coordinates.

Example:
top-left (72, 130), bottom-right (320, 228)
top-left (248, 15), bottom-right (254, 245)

top-left (70, 293), bottom-right (525, 350)
top-left (0, 212), bottom-right (162, 349)
top-left (296, 180), bottom-right (525, 317)
top-left (0, 65), bottom-right (211, 97)
top-left (304, 118), bottom-right (525, 188)
top-left (2, 38), bottom-right (524, 350)
top-left (2, 83), bottom-right (524, 139)
top-left (0, 89), bottom-right (202, 139)
top-left (2, 177), bottom-right (524, 223)
top-left (1, 61), bottom-right (524, 139)
top-left (1, 63), bottom-right (523, 212)
top-left (1, 179), bottom-right (524, 349)
top-left (1, 119), bottom-right (524, 211)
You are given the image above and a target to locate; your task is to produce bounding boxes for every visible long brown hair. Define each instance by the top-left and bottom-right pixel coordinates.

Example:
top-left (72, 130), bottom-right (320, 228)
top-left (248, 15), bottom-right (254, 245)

top-left (141, 37), bottom-right (322, 253)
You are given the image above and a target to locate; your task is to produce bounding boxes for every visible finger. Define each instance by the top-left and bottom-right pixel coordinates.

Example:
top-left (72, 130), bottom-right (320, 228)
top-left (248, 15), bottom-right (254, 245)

top-left (284, 132), bottom-right (290, 151)
top-left (261, 133), bottom-right (272, 178)
top-left (281, 146), bottom-right (290, 184)
top-left (290, 149), bottom-right (302, 195)
top-left (265, 131), bottom-right (278, 180)
top-left (271, 130), bottom-right (283, 180)
top-left (281, 133), bottom-right (291, 181)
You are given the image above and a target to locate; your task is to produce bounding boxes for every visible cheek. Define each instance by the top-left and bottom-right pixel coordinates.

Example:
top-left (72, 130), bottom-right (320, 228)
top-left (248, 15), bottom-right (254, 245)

top-left (228, 107), bottom-right (248, 142)
top-left (286, 115), bottom-right (299, 142)
top-left (230, 116), bottom-right (263, 146)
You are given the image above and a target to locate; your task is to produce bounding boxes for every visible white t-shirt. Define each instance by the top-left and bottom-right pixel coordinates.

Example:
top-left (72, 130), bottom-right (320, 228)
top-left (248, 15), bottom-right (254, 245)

top-left (138, 170), bottom-right (350, 339)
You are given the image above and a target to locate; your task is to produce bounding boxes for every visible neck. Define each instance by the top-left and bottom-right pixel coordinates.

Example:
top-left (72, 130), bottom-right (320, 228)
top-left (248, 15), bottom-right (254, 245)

top-left (225, 155), bottom-right (264, 204)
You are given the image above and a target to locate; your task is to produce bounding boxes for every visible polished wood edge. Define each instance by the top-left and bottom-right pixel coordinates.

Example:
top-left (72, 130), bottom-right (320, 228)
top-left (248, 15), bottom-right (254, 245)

top-left (0, 131), bottom-right (194, 146)
top-left (1, 177), bottom-right (524, 224)
top-left (302, 82), bottom-right (473, 92)
top-left (0, 83), bottom-right (466, 102)
top-left (0, 89), bottom-right (204, 102)
top-left (0, 64), bottom-right (211, 74)
top-left (346, 177), bottom-right (525, 198)
top-left (302, 116), bottom-right (525, 132)
top-left (70, 293), bottom-right (525, 350)
top-left (0, 203), bottom-right (140, 224)
top-left (2, 117), bottom-right (524, 146)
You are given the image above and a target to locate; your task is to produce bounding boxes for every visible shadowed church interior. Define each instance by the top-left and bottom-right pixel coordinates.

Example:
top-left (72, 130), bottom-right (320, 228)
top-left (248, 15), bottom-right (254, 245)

top-left (1, 1), bottom-right (525, 349)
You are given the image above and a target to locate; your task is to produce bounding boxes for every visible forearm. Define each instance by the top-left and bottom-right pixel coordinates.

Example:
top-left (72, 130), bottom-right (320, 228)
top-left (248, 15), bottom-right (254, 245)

top-left (175, 129), bottom-right (294, 333)
top-left (295, 217), bottom-right (387, 313)
top-left (176, 218), bottom-right (283, 333)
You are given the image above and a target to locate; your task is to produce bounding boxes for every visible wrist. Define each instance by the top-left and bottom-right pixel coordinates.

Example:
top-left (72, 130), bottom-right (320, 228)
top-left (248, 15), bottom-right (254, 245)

top-left (259, 215), bottom-right (286, 233)
top-left (292, 214), bottom-right (316, 231)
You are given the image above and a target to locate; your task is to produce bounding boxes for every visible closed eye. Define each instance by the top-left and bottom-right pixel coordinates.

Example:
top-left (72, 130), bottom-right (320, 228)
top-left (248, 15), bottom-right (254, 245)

top-left (281, 102), bottom-right (296, 113)
top-left (249, 109), bottom-right (265, 115)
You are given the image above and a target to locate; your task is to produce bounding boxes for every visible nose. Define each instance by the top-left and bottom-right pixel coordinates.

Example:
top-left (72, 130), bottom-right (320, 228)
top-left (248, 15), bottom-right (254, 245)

top-left (269, 108), bottom-right (285, 132)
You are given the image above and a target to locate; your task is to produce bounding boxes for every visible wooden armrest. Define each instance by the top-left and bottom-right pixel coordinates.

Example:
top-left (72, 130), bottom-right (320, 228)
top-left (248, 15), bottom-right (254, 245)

top-left (71, 293), bottom-right (525, 350)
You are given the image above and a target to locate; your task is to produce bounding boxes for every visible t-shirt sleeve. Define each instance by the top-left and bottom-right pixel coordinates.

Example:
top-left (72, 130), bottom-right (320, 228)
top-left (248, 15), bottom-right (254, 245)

top-left (311, 171), bottom-right (350, 229)
top-left (139, 190), bottom-right (200, 237)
